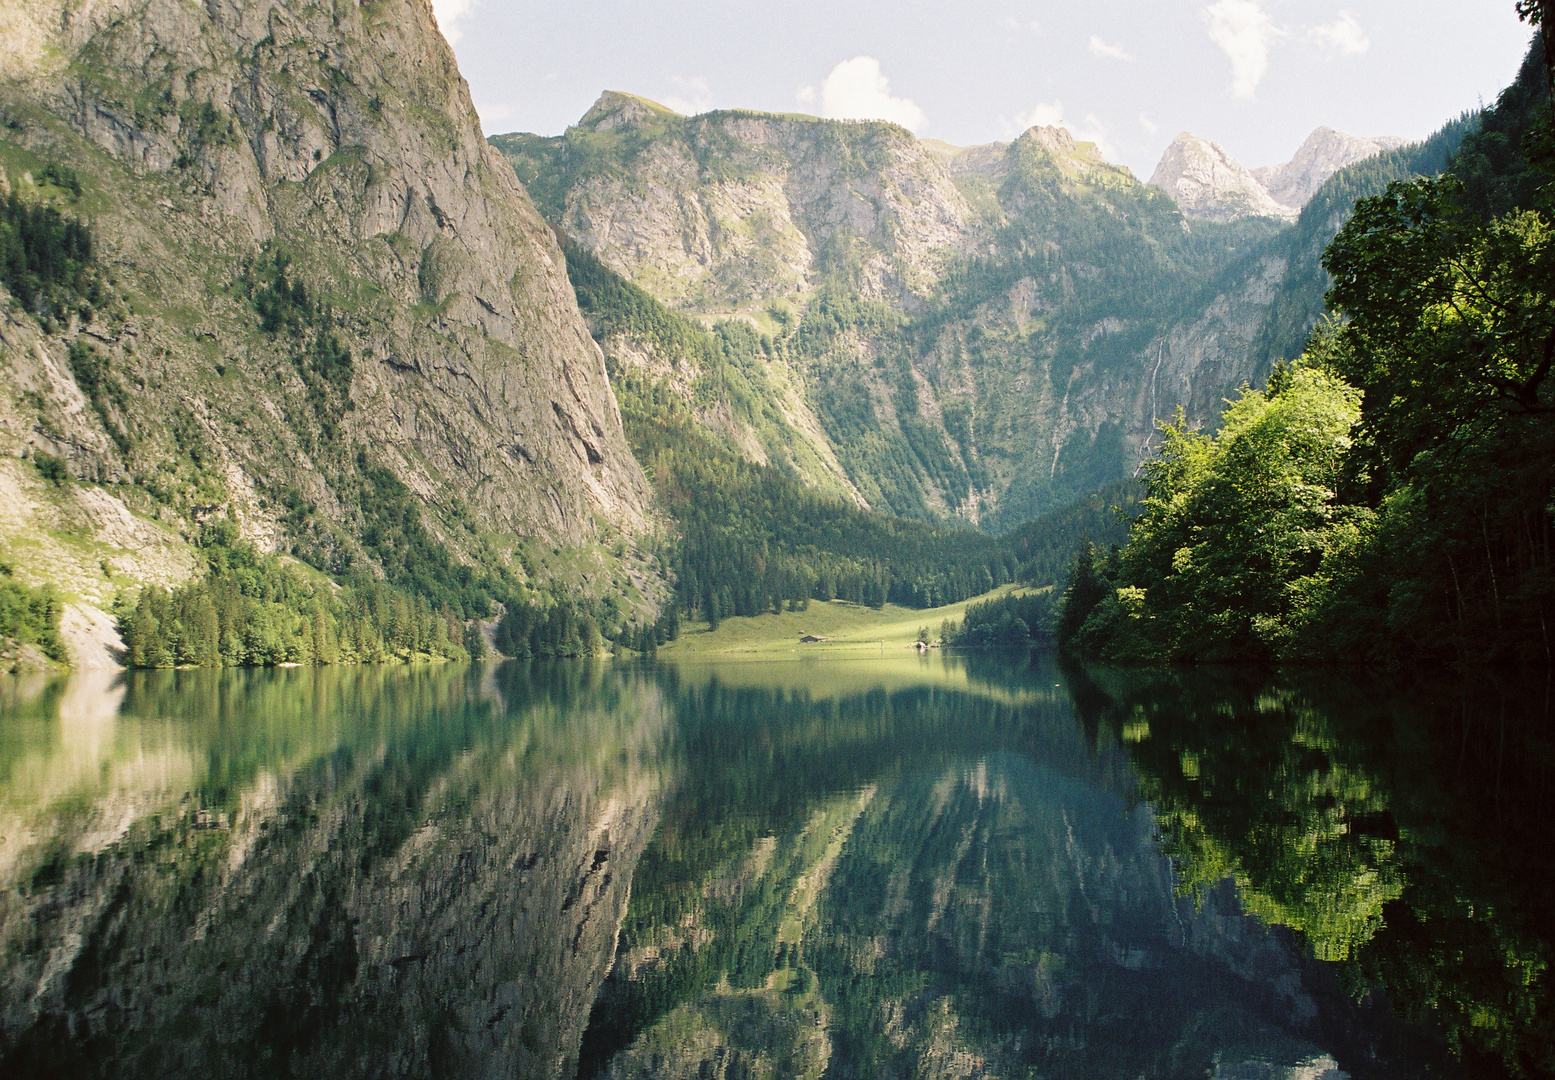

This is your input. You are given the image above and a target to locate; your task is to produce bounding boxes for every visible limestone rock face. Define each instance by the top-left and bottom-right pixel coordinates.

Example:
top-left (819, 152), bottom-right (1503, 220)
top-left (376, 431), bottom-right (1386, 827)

top-left (498, 93), bottom-right (977, 314)
top-left (0, 0), bottom-right (651, 572)
top-left (1253, 126), bottom-right (1405, 210)
top-left (1148, 132), bottom-right (1298, 222)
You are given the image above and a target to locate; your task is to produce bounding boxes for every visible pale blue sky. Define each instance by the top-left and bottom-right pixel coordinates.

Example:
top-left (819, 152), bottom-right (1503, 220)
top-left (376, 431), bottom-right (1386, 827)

top-left (434, 1), bottom-right (1534, 178)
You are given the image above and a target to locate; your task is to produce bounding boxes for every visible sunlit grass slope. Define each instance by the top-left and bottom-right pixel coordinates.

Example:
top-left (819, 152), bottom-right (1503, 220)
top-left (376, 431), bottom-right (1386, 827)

top-left (657, 584), bottom-right (1034, 658)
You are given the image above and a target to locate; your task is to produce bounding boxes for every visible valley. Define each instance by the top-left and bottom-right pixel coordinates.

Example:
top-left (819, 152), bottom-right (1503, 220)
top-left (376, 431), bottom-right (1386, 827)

top-left (0, 0), bottom-right (1523, 675)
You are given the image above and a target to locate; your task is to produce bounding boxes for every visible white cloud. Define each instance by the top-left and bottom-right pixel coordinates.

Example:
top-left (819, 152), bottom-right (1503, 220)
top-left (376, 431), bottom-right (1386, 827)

top-left (1089, 35), bottom-right (1134, 62)
top-left (663, 76), bottom-right (712, 116)
top-left (1015, 101), bottom-right (1067, 129)
top-left (796, 84), bottom-right (817, 106)
top-left (811, 56), bottom-right (926, 132)
top-left (1139, 113), bottom-right (1159, 135)
top-left (1002, 16), bottom-right (1042, 33)
top-left (1310, 11), bottom-right (1369, 57)
top-left (431, 0), bottom-right (473, 44)
top-left (1203, 0), bottom-right (1283, 99)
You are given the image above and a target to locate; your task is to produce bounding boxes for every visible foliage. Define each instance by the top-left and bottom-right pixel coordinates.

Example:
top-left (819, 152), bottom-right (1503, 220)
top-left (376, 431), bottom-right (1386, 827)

top-left (568, 248), bottom-right (1024, 620)
top-left (1006, 477), bottom-right (1138, 588)
top-left (1067, 37), bottom-right (1555, 667)
top-left (0, 189), bottom-right (104, 324)
top-left (0, 564), bottom-right (66, 662)
top-left (118, 521), bottom-right (470, 668)
top-left (945, 589), bottom-right (1054, 651)
top-left (68, 339), bottom-right (133, 453)
top-left (492, 598), bottom-right (609, 659)
top-left (1065, 365), bottom-right (1364, 662)
top-left (1250, 111), bottom-right (1476, 367)
top-left (342, 458), bottom-right (497, 620)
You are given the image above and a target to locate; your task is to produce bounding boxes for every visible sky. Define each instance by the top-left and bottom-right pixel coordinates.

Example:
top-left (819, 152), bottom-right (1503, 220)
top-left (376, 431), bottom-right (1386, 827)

top-left (432, 1), bottom-right (1534, 178)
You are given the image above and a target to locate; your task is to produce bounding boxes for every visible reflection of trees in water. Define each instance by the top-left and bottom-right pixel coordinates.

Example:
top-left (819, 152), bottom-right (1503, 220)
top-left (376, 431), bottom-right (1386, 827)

top-left (582, 666), bottom-right (1445, 1080)
top-left (1072, 662), bottom-right (1555, 1079)
top-left (3, 659), bottom-right (1550, 1079)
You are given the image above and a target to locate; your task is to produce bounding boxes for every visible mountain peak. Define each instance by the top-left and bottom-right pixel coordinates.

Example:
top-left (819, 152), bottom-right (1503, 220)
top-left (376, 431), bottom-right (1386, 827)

top-left (1148, 133), bottom-right (1297, 223)
top-left (1253, 126), bottom-right (1405, 208)
top-left (576, 91), bottom-right (682, 133)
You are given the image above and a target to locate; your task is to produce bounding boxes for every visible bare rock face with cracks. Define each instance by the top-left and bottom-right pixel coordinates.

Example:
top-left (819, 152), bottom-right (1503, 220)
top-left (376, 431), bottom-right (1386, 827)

top-left (0, 0), bottom-right (651, 616)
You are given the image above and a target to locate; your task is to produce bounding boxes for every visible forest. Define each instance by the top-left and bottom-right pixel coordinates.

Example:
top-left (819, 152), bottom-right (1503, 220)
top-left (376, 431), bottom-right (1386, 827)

top-left (1058, 37), bottom-right (1555, 667)
top-left (568, 247), bottom-right (1127, 628)
top-left (117, 518), bottom-right (476, 668)
top-left (0, 564), bottom-right (65, 667)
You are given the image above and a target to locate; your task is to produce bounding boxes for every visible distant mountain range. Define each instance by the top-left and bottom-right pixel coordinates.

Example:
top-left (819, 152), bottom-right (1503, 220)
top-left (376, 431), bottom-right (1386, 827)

top-left (1148, 127), bottom-right (1407, 223)
top-left (494, 98), bottom-right (1461, 528)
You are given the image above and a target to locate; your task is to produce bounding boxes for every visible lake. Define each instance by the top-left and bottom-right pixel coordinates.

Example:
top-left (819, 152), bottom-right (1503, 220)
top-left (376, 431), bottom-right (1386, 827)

top-left (0, 655), bottom-right (1550, 1079)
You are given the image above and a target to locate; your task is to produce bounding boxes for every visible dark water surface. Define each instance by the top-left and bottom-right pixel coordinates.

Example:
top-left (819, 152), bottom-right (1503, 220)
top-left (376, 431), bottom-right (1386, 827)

top-left (0, 655), bottom-right (1550, 1079)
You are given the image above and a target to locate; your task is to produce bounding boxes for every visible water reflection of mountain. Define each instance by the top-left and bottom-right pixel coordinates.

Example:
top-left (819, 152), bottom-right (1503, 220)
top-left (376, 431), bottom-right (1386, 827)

top-left (0, 663), bottom-right (670, 1079)
top-left (580, 663), bottom-right (1466, 1080)
top-left (0, 657), bottom-right (1549, 1079)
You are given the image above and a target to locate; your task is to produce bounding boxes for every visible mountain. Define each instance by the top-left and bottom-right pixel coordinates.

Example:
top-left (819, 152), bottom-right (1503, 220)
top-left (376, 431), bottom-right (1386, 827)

top-left (496, 100), bottom-right (1478, 531)
top-left (1254, 126), bottom-right (1406, 209)
top-left (0, 0), bottom-right (657, 658)
top-left (494, 91), bottom-right (977, 317)
top-left (499, 103), bottom-right (1293, 527)
top-left (1147, 132), bottom-right (1299, 222)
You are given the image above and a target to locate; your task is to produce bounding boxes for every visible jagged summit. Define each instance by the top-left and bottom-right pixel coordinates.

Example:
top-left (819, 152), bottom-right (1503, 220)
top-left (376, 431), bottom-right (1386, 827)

top-left (1149, 126), bottom-right (1406, 222)
top-left (1148, 132), bottom-right (1298, 223)
top-left (1253, 126), bottom-right (1405, 209)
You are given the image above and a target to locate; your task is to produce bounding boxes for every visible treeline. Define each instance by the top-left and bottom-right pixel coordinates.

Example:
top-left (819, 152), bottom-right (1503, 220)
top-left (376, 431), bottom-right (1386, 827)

top-left (944, 590), bottom-right (1054, 652)
top-left (0, 564), bottom-right (66, 664)
top-left (1059, 31), bottom-right (1555, 667)
top-left (1006, 478), bottom-right (1137, 588)
top-left (0, 167), bottom-right (107, 325)
top-left (617, 368), bottom-right (1019, 619)
top-left (120, 522), bottom-right (476, 668)
top-left (568, 250), bottom-right (1026, 624)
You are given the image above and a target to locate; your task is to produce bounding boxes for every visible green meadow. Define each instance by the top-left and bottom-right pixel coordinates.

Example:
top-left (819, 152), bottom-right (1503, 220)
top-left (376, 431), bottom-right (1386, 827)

top-left (655, 584), bottom-right (1037, 658)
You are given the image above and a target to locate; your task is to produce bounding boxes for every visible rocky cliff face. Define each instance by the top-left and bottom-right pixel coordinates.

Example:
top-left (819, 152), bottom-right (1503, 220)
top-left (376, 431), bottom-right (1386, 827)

top-left (1148, 131), bottom-right (1299, 222)
top-left (495, 98), bottom-right (1453, 530)
top-left (496, 92), bottom-right (977, 316)
top-left (1254, 127), bottom-right (1404, 210)
top-left (0, 0), bottom-right (652, 609)
top-left (500, 112), bottom-right (1286, 526)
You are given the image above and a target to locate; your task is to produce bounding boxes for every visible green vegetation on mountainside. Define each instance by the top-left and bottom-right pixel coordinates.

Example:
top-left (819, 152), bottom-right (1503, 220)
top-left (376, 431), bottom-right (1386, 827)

top-left (567, 247), bottom-right (1137, 636)
top-left (0, 565), bottom-right (66, 667)
top-left (120, 520), bottom-right (474, 668)
top-left (1250, 114), bottom-right (1476, 367)
top-left (496, 92), bottom-right (1493, 532)
top-left (1059, 33), bottom-right (1555, 667)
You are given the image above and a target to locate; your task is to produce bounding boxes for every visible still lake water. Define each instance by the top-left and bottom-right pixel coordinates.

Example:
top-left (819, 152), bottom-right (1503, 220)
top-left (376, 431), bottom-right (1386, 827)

top-left (0, 654), bottom-right (1550, 1079)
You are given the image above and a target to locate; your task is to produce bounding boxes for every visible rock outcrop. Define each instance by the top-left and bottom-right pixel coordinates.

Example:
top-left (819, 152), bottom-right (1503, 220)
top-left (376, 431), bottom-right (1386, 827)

top-left (1148, 131), bottom-right (1299, 222)
top-left (1253, 126), bottom-right (1405, 209)
top-left (496, 92), bottom-right (977, 315)
top-left (0, 0), bottom-right (653, 601)
top-left (501, 110), bottom-right (1308, 526)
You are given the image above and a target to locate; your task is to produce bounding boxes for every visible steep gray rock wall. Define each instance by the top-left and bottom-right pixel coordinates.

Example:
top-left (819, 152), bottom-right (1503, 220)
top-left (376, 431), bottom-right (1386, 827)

top-left (1148, 131), bottom-right (1298, 222)
top-left (1254, 127), bottom-right (1404, 210)
top-left (0, 0), bottom-right (651, 574)
top-left (504, 93), bottom-right (977, 315)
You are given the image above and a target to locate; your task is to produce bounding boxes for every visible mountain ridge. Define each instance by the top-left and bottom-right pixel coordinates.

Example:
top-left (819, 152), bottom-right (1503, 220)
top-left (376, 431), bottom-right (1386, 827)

top-left (0, 0), bottom-right (665, 658)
